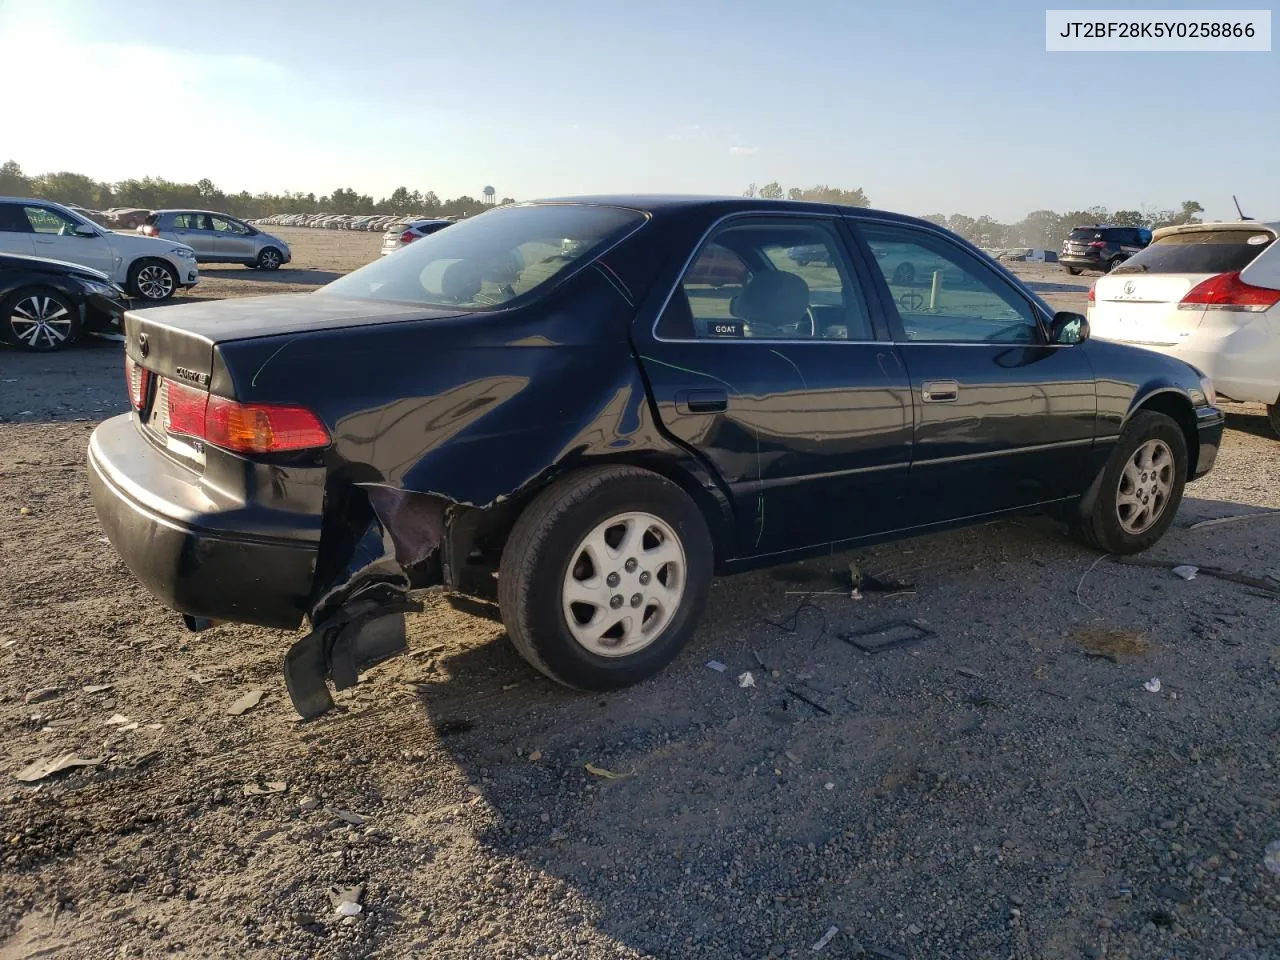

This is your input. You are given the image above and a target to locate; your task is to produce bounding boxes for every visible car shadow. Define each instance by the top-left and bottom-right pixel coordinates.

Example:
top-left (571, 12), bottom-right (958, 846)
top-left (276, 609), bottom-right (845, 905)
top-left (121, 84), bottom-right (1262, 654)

top-left (1223, 407), bottom-right (1275, 441)
top-left (198, 267), bottom-right (342, 285)
top-left (338, 496), bottom-right (1280, 956)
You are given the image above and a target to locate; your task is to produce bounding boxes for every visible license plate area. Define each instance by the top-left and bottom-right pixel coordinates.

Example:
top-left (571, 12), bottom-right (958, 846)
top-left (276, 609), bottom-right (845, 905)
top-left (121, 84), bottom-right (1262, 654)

top-left (144, 378), bottom-right (207, 466)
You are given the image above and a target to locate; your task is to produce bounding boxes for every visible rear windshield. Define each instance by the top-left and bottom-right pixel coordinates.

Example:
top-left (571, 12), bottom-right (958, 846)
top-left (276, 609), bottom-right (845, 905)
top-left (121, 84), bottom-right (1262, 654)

top-left (1112, 229), bottom-right (1275, 275)
top-left (1069, 228), bottom-right (1103, 241)
top-left (322, 204), bottom-right (645, 309)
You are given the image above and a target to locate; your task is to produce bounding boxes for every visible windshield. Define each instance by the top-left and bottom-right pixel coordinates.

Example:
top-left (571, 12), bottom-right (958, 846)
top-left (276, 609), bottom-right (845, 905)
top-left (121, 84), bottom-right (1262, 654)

top-left (321, 203), bottom-right (646, 309)
top-left (1112, 229), bottom-right (1275, 275)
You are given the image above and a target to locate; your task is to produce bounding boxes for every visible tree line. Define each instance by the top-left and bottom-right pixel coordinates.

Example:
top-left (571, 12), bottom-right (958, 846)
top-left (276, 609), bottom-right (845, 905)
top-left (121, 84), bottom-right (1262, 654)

top-left (0, 161), bottom-right (514, 220)
top-left (743, 181), bottom-right (1205, 249)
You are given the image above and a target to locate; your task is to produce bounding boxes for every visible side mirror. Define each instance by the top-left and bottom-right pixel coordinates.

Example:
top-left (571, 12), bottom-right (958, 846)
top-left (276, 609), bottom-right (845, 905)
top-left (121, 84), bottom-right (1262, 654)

top-left (1050, 311), bottom-right (1089, 345)
top-left (74, 223), bottom-right (98, 237)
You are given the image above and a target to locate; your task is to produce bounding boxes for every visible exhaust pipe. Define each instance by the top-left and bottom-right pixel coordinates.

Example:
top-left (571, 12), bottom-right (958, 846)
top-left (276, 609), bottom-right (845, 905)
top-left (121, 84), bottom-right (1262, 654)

top-left (182, 615), bottom-right (221, 633)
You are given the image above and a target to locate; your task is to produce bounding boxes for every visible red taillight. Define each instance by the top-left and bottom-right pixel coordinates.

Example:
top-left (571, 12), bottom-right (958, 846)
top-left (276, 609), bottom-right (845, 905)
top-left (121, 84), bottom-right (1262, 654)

top-left (162, 379), bottom-right (330, 453)
top-left (1088, 282), bottom-right (1096, 304)
top-left (1087, 241), bottom-right (1106, 248)
top-left (125, 356), bottom-right (150, 409)
top-left (1179, 271), bottom-right (1280, 312)
top-left (399, 230), bottom-right (415, 245)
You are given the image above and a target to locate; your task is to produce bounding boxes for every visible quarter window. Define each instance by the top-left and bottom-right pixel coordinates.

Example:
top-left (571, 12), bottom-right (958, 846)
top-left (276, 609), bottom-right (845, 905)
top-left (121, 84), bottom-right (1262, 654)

top-left (660, 218), bottom-right (872, 341)
top-left (860, 224), bottom-right (1041, 344)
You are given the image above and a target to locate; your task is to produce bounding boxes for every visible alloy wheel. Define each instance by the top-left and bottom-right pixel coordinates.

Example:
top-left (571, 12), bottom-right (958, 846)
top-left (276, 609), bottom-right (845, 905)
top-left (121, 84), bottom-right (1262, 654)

top-left (136, 264), bottom-right (174, 300)
top-left (9, 294), bottom-right (73, 350)
top-left (1116, 439), bottom-right (1174, 534)
top-left (561, 511), bottom-right (686, 657)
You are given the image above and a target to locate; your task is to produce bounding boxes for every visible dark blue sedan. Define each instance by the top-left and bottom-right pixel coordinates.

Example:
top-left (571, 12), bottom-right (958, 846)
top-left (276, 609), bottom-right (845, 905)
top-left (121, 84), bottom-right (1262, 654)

top-left (87, 196), bottom-right (1224, 717)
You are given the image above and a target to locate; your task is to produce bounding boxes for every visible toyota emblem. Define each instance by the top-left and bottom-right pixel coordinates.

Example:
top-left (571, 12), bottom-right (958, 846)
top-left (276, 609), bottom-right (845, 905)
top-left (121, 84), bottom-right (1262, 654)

top-left (1123, 281), bottom-right (1135, 295)
top-left (137, 332), bottom-right (149, 358)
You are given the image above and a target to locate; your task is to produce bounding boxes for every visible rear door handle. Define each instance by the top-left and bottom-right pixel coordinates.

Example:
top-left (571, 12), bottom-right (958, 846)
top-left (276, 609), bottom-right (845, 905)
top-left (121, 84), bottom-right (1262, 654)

top-left (675, 388), bottom-right (728, 414)
top-left (921, 380), bottom-right (959, 403)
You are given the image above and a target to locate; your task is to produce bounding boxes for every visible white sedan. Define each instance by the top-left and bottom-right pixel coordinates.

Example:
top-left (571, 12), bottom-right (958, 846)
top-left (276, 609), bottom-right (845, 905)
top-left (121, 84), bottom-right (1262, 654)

top-left (1087, 220), bottom-right (1280, 435)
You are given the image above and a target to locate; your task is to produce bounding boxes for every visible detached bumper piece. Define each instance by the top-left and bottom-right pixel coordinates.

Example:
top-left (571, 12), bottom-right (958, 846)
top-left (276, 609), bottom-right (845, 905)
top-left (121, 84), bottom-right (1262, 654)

top-left (284, 583), bottom-right (424, 720)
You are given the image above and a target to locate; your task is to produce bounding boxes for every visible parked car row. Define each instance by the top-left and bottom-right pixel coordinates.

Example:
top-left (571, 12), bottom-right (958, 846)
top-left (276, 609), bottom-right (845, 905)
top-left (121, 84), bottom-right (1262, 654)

top-left (251, 212), bottom-right (448, 233)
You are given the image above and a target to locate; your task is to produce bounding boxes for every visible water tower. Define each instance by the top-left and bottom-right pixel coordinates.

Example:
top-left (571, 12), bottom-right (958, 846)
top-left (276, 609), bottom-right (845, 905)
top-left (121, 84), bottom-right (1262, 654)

top-left (483, 185), bottom-right (496, 207)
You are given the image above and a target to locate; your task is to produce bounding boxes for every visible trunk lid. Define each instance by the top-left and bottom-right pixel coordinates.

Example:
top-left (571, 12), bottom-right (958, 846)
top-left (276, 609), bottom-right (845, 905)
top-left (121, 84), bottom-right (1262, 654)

top-left (122, 294), bottom-right (468, 469)
top-left (1089, 273), bottom-right (1215, 346)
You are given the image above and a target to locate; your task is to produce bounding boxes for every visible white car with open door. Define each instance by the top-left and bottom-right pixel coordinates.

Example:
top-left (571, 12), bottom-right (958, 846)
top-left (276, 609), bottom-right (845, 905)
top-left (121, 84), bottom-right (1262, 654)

top-left (1088, 220), bottom-right (1280, 436)
top-left (0, 198), bottom-right (200, 302)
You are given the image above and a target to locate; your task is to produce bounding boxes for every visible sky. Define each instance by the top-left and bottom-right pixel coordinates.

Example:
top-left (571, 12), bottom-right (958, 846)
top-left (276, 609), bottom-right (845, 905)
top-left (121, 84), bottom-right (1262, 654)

top-left (1, 0), bottom-right (1277, 222)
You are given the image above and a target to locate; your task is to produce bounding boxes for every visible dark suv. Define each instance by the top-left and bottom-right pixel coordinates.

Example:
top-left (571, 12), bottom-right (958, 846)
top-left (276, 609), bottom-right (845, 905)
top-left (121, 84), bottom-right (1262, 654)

top-left (1059, 225), bottom-right (1151, 275)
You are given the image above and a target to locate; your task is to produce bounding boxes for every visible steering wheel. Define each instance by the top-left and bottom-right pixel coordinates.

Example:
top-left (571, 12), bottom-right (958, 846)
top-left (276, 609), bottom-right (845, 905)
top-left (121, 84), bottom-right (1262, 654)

top-left (748, 307), bottom-right (817, 339)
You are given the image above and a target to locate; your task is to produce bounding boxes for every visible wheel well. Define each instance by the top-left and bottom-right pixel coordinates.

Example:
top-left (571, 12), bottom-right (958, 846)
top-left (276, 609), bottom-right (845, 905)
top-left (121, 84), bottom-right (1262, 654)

top-left (1135, 391), bottom-right (1198, 475)
top-left (444, 458), bottom-right (734, 590)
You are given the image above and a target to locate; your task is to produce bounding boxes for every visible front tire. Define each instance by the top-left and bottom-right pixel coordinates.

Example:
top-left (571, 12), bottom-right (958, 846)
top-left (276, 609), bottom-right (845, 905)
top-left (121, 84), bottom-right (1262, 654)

top-left (1267, 403), bottom-right (1280, 438)
top-left (128, 260), bottom-right (177, 301)
top-left (1071, 411), bottom-right (1187, 554)
top-left (257, 247), bottom-right (283, 271)
top-left (2, 288), bottom-right (82, 351)
top-left (1108, 258), bottom-right (1125, 272)
top-left (1064, 266), bottom-right (1082, 276)
top-left (497, 466), bottom-right (714, 690)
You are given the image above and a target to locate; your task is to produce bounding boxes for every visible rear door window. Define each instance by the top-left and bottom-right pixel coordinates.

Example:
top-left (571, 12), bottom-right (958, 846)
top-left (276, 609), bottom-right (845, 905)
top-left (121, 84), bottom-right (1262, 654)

top-left (1113, 229), bottom-right (1276, 275)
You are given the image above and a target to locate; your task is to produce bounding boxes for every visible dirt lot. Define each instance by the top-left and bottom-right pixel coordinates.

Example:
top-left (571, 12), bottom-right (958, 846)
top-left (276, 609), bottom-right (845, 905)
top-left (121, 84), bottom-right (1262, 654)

top-left (2, 229), bottom-right (1278, 960)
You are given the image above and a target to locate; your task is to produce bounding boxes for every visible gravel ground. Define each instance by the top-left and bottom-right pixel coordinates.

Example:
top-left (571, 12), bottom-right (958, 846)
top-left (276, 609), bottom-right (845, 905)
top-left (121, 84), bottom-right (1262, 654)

top-left (2, 233), bottom-right (1278, 960)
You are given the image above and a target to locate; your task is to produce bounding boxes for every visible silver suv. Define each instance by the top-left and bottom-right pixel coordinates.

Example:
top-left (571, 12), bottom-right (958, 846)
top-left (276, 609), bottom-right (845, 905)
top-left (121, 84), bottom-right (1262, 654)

top-left (140, 210), bottom-right (292, 270)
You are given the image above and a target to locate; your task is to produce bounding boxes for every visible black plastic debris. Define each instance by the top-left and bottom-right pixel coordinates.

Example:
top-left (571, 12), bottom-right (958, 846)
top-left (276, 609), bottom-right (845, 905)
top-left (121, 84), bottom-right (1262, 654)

top-left (839, 620), bottom-right (935, 654)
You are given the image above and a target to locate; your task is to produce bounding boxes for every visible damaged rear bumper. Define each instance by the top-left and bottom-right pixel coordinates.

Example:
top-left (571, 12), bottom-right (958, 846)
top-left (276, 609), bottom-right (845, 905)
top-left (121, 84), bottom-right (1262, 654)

top-left (87, 414), bottom-right (319, 630)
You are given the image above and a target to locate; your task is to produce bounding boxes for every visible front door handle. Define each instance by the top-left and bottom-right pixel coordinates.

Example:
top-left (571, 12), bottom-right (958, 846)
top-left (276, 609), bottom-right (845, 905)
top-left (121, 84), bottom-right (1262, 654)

top-left (675, 388), bottom-right (728, 414)
top-left (921, 379), bottom-right (959, 403)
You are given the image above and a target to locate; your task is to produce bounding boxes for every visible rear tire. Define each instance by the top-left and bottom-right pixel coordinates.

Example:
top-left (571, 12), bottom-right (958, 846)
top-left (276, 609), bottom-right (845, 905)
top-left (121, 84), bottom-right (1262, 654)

top-left (1064, 266), bottom-right (1082, 276)
top-left (2, 287), bottom-right (82, 351)
top-left (497, 466), bottom-right (714, 690)
top-left (1268, 403), bottom-right (1280, 438)
top-left (1108, 257), bottom-right (1125, 272)
top-left (1071, 411), bottom-right (1188, 554)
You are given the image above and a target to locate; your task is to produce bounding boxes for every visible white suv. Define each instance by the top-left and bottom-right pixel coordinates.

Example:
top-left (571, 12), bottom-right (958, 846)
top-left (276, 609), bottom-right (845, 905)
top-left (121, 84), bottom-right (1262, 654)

top-left (1088, 220), bottom-right (1280, 436)
top-left (0, 198), bottom-right (199, 301)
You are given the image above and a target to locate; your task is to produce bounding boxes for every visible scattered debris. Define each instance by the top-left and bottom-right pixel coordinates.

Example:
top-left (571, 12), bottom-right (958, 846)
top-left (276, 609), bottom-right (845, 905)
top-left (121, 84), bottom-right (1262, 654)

top-left (1172, 564), bottom-right (1199, 581)
top-left (584, 762), bottom-right (629, 780)
top-left (527, 750), bottom-right (543, 762)
top-left (1264, 839), bottom-right (1280, 876)
top-left (1144, 678), bottom-right (1162, 693)
top-left (188, 673), bottom-right (215, 685)
top-left (14, 754), bottom-right (104, 783)
top-left (1187, 511), bottom-right (1280, 530)
top-left (299, 796), bottom-right (320, 812)
top-left (1116, 557), bottom-right (1280, 597)
top-left (327, 882), bottom-right (366, 917)
top-left (848, 561), bottom-right (914, 597)
top-left (227, 689), bottom-right (265, 716)
top-left (868, 947), bottom-right (907, 960)
top-left (839, 620), bottom-right (935, 654)
top-left (1070, 627), bottom-right (1151, 662)
top-left (19, 506), bottom-right (30, 516)
top-left (104, 714), bottom-right (132, 726)
top-left (706, 660), bottom-right (726, 673)
top-left (243, 781), bottom-right (287, 796)
top-left (1074, 785), bottom-right (1094, 819)
top-left (811, 924), bottom-right (839, 951)
top-left (784, 686), bottom-right (833, 716)
top-left (81, 684), bottom-right (113, 694)
top-left (785, 751), bottom-right (800, 764)
top-left (824, 782), bottom-right (835, 791)
top-left (326, 808), bottom-right (367, 826)
top-left (957, 667), bottom-right (985, 679)
top-left (23, 687), bottom-right (61, 705)
top-left (738, 671), bottom-right (756, 688)
top-left (1075, 553), bottom-right (1111, 613)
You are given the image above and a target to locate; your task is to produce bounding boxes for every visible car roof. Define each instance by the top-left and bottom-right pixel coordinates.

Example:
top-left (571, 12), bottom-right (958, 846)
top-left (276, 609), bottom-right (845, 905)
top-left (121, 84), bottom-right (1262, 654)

top-left (522, 194), bottom-right (941, 229)
top-left (1152, 219), bottom-right (1280, 241)
top-left (151, 209), bottom-right (243, 217)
